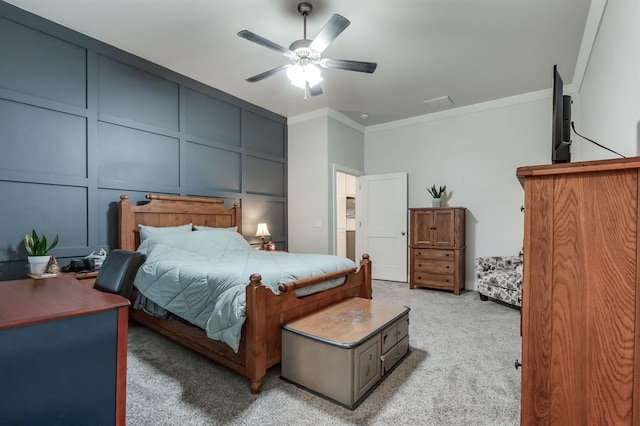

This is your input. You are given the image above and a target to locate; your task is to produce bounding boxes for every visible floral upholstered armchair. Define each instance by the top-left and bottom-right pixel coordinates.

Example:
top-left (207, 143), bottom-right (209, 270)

top-left (475, 254), bottom-right (523, 308)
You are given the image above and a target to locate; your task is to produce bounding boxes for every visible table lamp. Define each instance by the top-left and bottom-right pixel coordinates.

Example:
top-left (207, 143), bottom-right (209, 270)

top-left (255, 223), bottom-right (270, 249)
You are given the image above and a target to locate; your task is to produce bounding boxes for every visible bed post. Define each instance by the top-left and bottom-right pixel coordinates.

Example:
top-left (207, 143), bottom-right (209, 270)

top-left (118, 196), bottom-right (135, 251)
top-left (244, 273), bottom-right (268, 394)
top-left (232, 203), bottom-right (242, 234)
top-left (361, 254), bottom-right (372, 299)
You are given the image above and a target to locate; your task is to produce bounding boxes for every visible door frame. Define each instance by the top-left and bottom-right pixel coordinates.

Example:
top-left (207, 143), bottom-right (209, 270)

top-left (330, 164), bottom-right (363, 256)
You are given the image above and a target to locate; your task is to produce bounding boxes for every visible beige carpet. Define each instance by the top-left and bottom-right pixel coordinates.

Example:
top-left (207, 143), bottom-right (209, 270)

top-left (126, 280), bottom-right (521, 425)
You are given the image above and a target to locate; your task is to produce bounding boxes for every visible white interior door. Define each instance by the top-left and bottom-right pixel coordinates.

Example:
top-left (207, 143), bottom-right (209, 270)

top-left (356, 172), bottom-right (408, 282)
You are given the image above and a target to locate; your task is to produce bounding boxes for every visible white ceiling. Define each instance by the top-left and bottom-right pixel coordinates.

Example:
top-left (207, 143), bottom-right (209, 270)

top-left (5, 0), bottom-right (596, 126)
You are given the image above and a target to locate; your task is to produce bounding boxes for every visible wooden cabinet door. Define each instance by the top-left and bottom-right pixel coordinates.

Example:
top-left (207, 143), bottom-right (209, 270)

top-left (520, 165), bottom-right (638, 426)
top-left (411, 210), bottom-right (435, 246)
top-left (432, 209), bottom-right (456, 247)
top-left (410, 208), bottom-right (462, 248)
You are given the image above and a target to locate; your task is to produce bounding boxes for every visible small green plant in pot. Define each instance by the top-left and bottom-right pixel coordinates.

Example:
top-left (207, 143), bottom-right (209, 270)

top-left (427, 185), bottom-right (446, 207)
top-left (24, 229), bottom-right (58, 275)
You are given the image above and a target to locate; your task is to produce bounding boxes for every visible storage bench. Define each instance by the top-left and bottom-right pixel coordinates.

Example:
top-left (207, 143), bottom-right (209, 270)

top-left (281, 297), bottom-right (410, 409)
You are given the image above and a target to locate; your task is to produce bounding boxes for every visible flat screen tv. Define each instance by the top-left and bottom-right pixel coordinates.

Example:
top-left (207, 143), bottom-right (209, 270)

top-left (552, 64), bottom-right (572, 163)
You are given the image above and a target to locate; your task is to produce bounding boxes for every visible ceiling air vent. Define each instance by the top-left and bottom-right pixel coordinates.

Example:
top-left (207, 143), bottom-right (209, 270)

top-left (423, 96), bottom-right (454, 111)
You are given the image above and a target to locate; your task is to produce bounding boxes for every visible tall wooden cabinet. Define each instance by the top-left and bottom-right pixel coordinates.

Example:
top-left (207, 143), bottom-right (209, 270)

top-left (517, 157), bottom-right (640, 425)
top-left (409, 207), bottom-right (466, 295)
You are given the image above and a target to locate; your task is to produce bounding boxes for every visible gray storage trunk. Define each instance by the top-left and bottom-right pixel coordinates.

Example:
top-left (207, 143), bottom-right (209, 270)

top-left (281, 297), bottom-right (410, 409)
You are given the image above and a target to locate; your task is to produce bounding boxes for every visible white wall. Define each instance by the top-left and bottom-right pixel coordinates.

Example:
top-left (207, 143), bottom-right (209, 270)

top-left (288, 110), bottom-right (365, 254)
top-left (575, 0), bottom-right (640, 160)
top-left (327, 116), bottom-right (365, 253)
top-left (365, 97), bottom-right (551, 290)
top-left (328, 118), bottom-right (365, 171)
top-left (287, 116), bottom-right (329, 254)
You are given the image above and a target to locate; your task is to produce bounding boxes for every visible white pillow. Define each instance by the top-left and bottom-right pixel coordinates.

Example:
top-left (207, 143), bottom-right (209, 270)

top-left (194, 224), bottom-right (238, 232)
top-left (138, 223), bottom-right (193, 242)
top-left (192, 227), bottom-right (252, 250)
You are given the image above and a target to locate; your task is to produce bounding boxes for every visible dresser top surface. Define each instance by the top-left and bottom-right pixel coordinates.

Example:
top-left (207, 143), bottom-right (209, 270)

top-left (0, 276), bottom-right (129, 329)
top-left (409, 207), bottom-right (466, 211)
top-left (516, 156), bottom-right (640, 178)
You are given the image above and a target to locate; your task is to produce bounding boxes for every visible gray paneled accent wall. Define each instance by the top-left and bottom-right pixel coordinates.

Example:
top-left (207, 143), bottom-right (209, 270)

top-left (0, 3), bottom-right (287, 280)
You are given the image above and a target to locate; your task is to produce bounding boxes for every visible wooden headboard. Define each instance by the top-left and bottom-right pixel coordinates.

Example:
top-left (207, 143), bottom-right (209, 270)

top-left (118, 194), bottom-right (242, 251)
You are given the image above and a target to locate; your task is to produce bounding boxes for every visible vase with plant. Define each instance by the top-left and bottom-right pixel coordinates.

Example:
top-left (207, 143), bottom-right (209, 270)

top-left (427, 185), bottom-right (446, 207)
top-left (24, 229), bottom-right (59, 275)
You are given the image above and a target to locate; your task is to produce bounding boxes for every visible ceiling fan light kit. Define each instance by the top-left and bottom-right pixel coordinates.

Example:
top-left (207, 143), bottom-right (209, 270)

top-left (286, 63), bottom-right (322, 89)
top-left (237, 2), bottom-right (377, 98)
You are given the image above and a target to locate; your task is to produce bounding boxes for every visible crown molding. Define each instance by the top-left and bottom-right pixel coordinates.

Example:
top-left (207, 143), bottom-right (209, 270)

top-left (572, 0), bottom-right (608, 92)
top-left (288, 108), bottom-right (365, 133)
top-left (287, 107), bottom-right (330, 125)
top-left (365, 89), bottom-right (550, 133)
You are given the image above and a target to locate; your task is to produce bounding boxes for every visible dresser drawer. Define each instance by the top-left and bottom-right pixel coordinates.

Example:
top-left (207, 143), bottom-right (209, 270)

top-left (413, 259), bottom-right (454, 274)
top-left (382, 336), bottom-right (409, 375)
top-left (381, 314), bottom-right (409, 354)
top-left (413, 248), bottom-right (454, 261)
top-left (412, 271), bottom-right (454, 289)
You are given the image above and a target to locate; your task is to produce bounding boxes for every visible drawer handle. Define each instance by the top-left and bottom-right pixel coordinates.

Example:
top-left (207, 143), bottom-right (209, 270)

top-left (430, 227), bottom-right (436, 230)
top-left (446, 266), bottom-right (450, 269)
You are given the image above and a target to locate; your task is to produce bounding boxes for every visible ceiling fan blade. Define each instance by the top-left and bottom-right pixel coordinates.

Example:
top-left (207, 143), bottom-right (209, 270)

top-left (237, 30), bottom-right (293, 55)
top-left (308, 14), bottom-right (350, 54)
top-left (309, 83), bottom-right (323, 97)
top-left (320, 59), bottom-right (378, 73)
top-left (246, 65), bottom-right (290, 83)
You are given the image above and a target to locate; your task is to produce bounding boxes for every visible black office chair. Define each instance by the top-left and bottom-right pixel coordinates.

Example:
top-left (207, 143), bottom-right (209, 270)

top-left (93, 249), bottom-right (146, 299)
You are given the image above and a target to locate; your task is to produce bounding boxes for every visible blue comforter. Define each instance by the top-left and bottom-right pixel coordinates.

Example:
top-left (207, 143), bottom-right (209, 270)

top-left (133, 229), bottom-right (356, 352)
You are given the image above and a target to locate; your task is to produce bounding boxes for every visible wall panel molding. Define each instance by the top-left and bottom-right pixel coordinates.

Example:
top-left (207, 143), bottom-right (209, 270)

top-left (0, 2), bottom-right (287, 280)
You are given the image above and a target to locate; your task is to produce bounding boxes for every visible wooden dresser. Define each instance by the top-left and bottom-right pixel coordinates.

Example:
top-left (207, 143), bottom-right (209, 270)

top-left (409, 207), bottom-right (466, 294)
top-left (517, 157), bottom-right (640, 425)
top-left (0, 276), bottom-right (130, 425)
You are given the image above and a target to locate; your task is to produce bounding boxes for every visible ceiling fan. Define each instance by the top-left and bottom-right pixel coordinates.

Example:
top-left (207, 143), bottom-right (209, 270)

top-left (237, 2), bottom-right (377, 98)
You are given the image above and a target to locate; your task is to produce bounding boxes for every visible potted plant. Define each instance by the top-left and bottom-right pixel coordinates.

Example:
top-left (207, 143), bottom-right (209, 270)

top-left (24, 229), bottom-right (58, 275)
top-left (427, 185), bottom-right (446, 207)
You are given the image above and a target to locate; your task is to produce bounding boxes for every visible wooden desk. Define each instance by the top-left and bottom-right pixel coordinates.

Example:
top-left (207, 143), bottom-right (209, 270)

top-left (0, 276), bottom-right (130, 425)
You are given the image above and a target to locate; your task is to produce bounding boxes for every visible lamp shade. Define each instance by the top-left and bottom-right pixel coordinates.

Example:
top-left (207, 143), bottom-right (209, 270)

top-left (255, 223), bottom-right (270, 238)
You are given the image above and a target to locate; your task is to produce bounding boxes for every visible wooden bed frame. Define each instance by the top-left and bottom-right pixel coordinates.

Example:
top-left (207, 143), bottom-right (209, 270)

top-left (118, 194), bottom-right (372, 393)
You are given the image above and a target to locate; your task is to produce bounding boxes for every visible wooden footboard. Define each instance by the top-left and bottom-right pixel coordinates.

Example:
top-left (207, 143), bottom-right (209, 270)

top-left (244, 254), bottom-right (371, 392)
